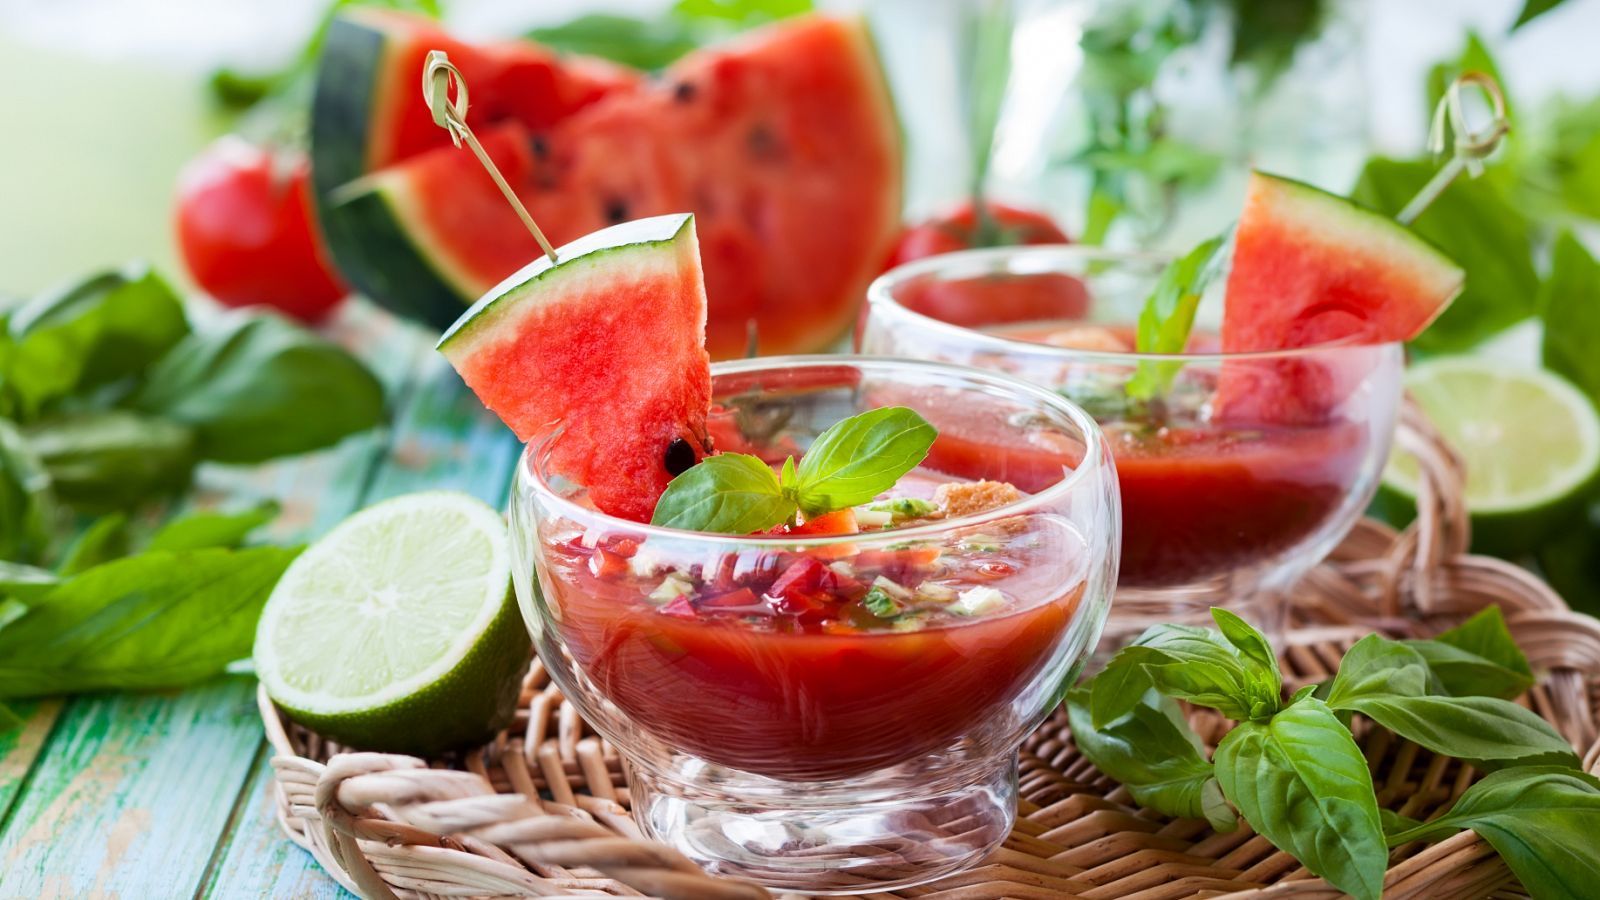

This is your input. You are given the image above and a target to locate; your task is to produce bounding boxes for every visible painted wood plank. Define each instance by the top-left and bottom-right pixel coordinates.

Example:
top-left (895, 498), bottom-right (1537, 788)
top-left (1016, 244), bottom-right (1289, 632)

top-left (0, 301), bottom-right (426, 899)
top-left (0, 699), bottom-right (62, 826)
top-left (203, 345), bottom-right (523, 900)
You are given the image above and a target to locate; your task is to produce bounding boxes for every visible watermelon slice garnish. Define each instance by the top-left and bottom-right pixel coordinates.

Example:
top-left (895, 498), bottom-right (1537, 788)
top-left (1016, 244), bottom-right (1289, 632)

top-left (438, 214), bottom-right (711, 523)
top-left (1221, 172), bottom-right (1464, 353)
top-left (313, 13), bottom-right (902, 360)
top-left (1214, 172), bottom-right (1464, 424)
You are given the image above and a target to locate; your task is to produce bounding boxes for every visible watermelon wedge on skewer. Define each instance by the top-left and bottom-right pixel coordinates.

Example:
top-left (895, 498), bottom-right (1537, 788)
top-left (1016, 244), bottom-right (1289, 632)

top-left (1215, 172), bottom-right (1465, 424)
top-left (438, 214), bottom-right (711, 523)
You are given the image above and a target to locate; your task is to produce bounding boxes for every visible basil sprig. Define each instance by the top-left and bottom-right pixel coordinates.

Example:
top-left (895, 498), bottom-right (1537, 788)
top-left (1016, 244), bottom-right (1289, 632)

top-left (651, 407), bottom-right (936, 534)
top-left (1069, 606), bottom-right (1589, 900)
top-left (1124, 234), bottom-right (1227, 401)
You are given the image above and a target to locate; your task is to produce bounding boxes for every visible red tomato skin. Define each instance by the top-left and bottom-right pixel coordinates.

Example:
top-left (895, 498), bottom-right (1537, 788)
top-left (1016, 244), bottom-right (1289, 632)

top-left (887, 200), bottom-right (1070, 268)
top-left (175, 137), bottom-right (349, 322)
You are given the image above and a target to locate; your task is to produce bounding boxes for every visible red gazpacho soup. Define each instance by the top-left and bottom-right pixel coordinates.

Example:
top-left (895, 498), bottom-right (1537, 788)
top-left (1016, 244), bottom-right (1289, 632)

top-left (536, 473), bottom-right (1089, 781)
top-left (934, 325), bottom-right (1369, 589)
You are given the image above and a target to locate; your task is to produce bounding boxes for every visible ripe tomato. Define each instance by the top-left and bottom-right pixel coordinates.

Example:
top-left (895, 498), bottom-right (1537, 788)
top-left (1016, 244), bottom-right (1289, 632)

top-left (175, 137), bottom-right (349, 322)
top-left (888, 200), bottom-right (1069, 266)
top-left (883, 200), bottom-right (1088, 329)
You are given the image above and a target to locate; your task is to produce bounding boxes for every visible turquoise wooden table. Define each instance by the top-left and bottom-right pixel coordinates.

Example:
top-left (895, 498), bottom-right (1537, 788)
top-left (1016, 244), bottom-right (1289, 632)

top-left (0, 300), bottom-right (514, 898)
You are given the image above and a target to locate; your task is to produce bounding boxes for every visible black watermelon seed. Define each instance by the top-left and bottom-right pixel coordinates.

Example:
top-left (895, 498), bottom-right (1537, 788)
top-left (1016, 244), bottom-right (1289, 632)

top-left (664, 438), bottom-right (696, 476)
top-left (604, 198), bottom-right (629, 224)
top-left (673, 81), bottom-right (697, 103)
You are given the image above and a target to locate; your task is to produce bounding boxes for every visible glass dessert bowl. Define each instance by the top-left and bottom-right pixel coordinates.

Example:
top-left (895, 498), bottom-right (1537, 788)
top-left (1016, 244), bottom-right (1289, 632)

top-left (507, 356), bottom-right (1118, 893)
top-left (860, 246), bottom-right (1403, 640)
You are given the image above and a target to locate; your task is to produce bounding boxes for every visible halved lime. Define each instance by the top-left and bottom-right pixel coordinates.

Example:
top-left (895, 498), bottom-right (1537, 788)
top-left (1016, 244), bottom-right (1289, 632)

top-left (254, 491), bottom-right (531, 755)
top-left (1381, 357), bottom-right (1600, 557)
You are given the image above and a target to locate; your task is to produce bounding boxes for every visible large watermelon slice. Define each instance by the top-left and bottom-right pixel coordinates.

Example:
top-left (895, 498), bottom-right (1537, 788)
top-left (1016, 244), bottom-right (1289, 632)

top-left (438, 213), bottom-right (710, 523)
top-left (313, 13), bottom-right (902, 360)
top-left (1216, 172), bottom-right (1464, 424)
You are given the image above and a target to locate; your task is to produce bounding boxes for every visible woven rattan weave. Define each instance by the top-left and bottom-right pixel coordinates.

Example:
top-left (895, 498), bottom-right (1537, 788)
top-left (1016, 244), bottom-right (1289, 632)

top-left (263, 405), bottom-right (1600, 899)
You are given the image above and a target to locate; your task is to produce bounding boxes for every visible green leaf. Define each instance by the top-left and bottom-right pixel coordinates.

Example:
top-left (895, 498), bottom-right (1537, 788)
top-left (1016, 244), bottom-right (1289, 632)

top-left (1089, 652), bottom-right (1156, 728)
top-left (22, 411), bottom-right (195, 511)
top-left (1326, 634), bottom-right (1433, 709)
top-left (1327, 632), bottom-right (1574, 769)
top-left (0, 562), bottom-right (57, 605)
top-left (1211, 607), bottom-right (1282, 695)
top-left (1125, 236), bottom-right (1224, 401)
top-left (1334, 693), bottom-right (1578, 771)
top-left (0, 702), bottom-right (21, 733)
top-left (861, 586), bottom-right (903, 618)
top-left (0, 545), bottom-right (300, 698)
top-left (147, 501), bottom-right (280, 552)
top-left (1214, 698), bottom-right (1387, 900)
top-left (1540, 232), bottom-right (1600, 406)
top-left (2, 264), bottom-right (188, 418)
top-left (1384, 767), bottom-right (1600, 900)
top-left (128, 314), bottom-right (384, 464)
top-left (651, 453), bottom-right (795, 534)
top-left (1067, 686), bottom-right (1236, 831)
top-left (57, 514), bottom-right (130, 576)
top-left (1406, 605), bottom-right (1535, 699)
top-left (671, 0), bottom-right (811, 24)
top-left (1513, 0), bottom-right (1569, 29)
top-left (1351, 157), bottom-right (1538, 352)
top-left (527, 14), bottom-right (700, 70)
top-left (0, 419), bottom-right (55, 564)
top-left (1380, 808), bottom-right (1424, 837)
top-left (793, 407), bottom-right (936, 515)
top-left (1099, 624), bottom-right (1261, 722)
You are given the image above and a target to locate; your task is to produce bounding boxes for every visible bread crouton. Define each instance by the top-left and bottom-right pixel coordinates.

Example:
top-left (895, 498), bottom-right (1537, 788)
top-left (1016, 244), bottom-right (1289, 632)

top-left (934, 480), bottom-right (1023, 518)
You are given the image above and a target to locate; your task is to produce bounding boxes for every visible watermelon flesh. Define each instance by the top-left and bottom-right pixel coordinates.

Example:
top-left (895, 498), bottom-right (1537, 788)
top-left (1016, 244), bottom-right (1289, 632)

top-left (1216, 172), bottom-right (1463, 424)
top-left (314, 13), bottom-right (902, 359)
top-left (1221, 172), bottom-right (1464, 353)
top-left (438, 214), bottom-right (711, 523)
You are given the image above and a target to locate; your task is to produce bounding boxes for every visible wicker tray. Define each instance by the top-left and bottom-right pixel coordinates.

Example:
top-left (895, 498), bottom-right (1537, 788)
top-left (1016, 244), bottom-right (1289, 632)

top-left (263, 404), bottom-right (1600, 899)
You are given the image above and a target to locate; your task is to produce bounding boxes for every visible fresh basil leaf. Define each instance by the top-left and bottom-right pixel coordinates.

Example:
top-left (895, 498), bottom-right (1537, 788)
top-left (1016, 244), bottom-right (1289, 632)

top-left (128, 313), bottom-right (384, 464)
top-left (672, 0), bottom-right (811, 24)
top-left (0, 419), bottom-right (54, 564)
top-left (1406, 605), bottom-right (1535, 699)
top-left (1384, 766), bottom-right (1600, 900)
top-left (57, 514), bottom-right (130, 576)
top-left (1125, 236), bottom-right (1224, 401)
top-left (1514, 0), bottom-right (1570, 29)
top-left (1210, 607), bottom-right (1282, 693)
top-left (1352, 158), bottom-right (1538, 353)
top-left (22, 411), bottom-right (195, 511)
top-left (1099, 624), bottom-right (1260, 722)
top-left (793, 407), bottom-right (936, 515)
top-left (147, 501), bottom-right (280, 552)
top-left (1214, 698), bottom-right (1386, 900)
top-left (1332, 693), bottom-right (1578, 771)
top-left (0, 701), bottom-right (21, 732)
top-left (0, 545), bottom-right (300, 698)
top-left (1326, 634), bottom-right (1433, 709)
top-left (1540, 232), bottom-right (1600, 406)
top-left (1380, 808), bottom-right (1424, 837)
top-left (1067, 686), bottom-right (1236, 831)
top-left (0, 562), bottom-right (57, 605)
top-left (651, 453), bottom-right (794, 534)
top-left (2, 264), bottom-right (188, 417)
top-left (1089, 651), bottom-right (1156, 728)
top-left (1289, 683), bottom-right (1317, 704)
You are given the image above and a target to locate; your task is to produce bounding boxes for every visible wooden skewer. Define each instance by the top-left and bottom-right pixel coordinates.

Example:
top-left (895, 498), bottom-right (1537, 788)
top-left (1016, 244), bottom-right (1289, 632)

top-left (421, 50), bottom-right (559, 265)
top-left (1396, 71), bottom-right (1511, 226)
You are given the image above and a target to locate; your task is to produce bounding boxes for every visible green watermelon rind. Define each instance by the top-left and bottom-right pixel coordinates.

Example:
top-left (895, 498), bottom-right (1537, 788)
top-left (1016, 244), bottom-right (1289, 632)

top-left (311, 13), bottom-right (476, 330)
top-left (437, 213), bottom-right (696, 355)
top-left (1245, 172), bottom-right (1466, 340)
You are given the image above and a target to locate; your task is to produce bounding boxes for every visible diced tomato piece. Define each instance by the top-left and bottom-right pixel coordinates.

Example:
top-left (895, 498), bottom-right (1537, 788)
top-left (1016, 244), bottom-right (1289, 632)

top-left (789, 509), bottom-right (859, 536)
top-left (771, 557), bottom-right (827, 598)
top-left (587, 548), bottom-right (629, 579)
top-left (605, 537), bottom-right (639, 558)
top-left (659, 596), bottom-right (697, 619)
top-left (821, 620), bottom-right (862, 636)
top-left (700, 587), bottom-right (759, 609)
top-left (769, 589), bottom-right (831, 619)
